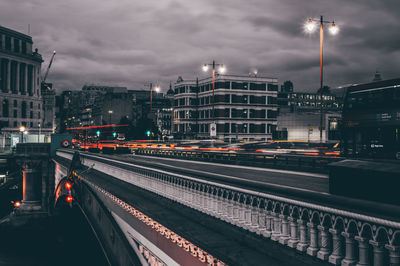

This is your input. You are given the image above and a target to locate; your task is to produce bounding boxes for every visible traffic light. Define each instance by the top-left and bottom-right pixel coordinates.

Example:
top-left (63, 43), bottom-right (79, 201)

top-left (96, 130), bottom-right (100, 137)
top-left (113, 132), bottom-right (117, 137)
top-left (146, 130), bottom-right (151, 137)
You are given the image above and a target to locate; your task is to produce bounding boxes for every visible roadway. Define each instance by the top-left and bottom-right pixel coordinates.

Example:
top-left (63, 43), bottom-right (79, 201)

top-left (124, 154), bottom-right (329, 193)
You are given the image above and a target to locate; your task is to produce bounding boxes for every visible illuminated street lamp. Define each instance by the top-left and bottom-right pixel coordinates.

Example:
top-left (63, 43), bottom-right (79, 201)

top-left (19, 126), bottom-right (25, 143)
top-left (150, 83), bottom-right (160, 111)
top-left (108, 110), bottom-right (113, 125)
top-left (305, 16), bottom-right (339, 143)
top-left (202, 60), bottom-right (226, 120)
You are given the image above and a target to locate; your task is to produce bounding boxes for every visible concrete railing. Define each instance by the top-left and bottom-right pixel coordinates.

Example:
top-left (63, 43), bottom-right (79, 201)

top-left (57, 149), bottom-right (400, 266)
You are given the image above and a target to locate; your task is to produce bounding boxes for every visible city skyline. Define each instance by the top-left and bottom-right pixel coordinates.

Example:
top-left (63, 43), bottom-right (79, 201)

top-left (2, 0), bottom-right (399, 92)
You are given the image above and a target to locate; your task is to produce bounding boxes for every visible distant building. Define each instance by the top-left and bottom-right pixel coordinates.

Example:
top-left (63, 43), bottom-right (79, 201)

top-left (0, 25), bottom-right (48, 147)
top-left (41, 82), bottom-right (56, 131)
top-left (275, 90), bottom-right (342, 142)
top-left (341, 78), bottom-right (400, 159)
top-left (173, 74), bottom-right (279, 141)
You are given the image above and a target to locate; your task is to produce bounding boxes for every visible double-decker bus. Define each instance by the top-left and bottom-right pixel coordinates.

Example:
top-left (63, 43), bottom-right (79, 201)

top-left (341, 78), bottom-right (400, 159)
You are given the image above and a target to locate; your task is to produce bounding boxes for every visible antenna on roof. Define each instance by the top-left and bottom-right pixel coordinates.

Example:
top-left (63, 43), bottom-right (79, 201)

top-left (28, 24), bottom-right (30, 35)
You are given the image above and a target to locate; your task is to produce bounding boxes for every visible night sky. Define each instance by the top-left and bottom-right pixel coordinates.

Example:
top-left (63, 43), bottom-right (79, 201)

top-left (2, 0), bottom-right (400, 93)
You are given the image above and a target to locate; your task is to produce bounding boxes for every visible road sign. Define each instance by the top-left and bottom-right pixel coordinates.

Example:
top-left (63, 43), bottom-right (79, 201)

top-left (210, 122), bottom-right (217, 137)
top-left (61, 139), bottom-right (71, 147)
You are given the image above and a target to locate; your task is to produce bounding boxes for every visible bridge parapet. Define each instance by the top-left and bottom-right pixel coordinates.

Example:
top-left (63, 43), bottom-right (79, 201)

top-left (14, 143), bottom-right (53, 215)
top-left (57, 149), bottom-right (400, 266)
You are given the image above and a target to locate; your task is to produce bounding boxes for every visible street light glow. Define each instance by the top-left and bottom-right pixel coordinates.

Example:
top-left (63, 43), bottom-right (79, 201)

top-left (305, 19), bottom-right (315, 32)
top-left (329, 22), bottom-right (339, 35)
top-left (19, 126), bottom-right (25, 133)
top-left (218, 65), bottom-right (226, 74)
top-left (202, 64), bottom-right (209, 72)
top-left (154, 86), bottom-right (161, 93)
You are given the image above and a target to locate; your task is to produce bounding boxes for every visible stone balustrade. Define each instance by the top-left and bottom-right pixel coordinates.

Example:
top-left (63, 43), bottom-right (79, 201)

top-left (58, 150), bottom-right (400, 266)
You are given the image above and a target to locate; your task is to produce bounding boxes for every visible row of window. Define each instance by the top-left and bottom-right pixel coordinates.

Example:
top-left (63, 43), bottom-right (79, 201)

top-left (174, 95), bottom-right (277, 107)
top-left (174, 123), bottom-right (276, 134)
top-left (290, 94), bottom-right (336, 101)
top-left (1, 99), bottom-right (40, 118)
top-left (174, 108), bottom-right (277, 120)
top-left (0, 34), bottom-right (28, 54)
top-left (175, 82), bottom-right (278, 94)
top-left (0, 120), bottom-right (39, 128)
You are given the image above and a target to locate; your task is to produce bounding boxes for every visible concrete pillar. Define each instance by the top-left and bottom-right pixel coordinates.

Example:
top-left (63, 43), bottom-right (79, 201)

top-left (6, 59), bottom-right (10, 92)
top-left (385, 244), bottom-right (400, 266)
top-left (307, 222), bottom-right (319, 256)
top-left (341, 232), bottom-right (357, 266)
top-left (24, 63), bottom-right (28, 95)
top-left (355, 236), bottom-right (371, 266)
top-left (287, 217), bottom-right (299, 248)
top-left (369, 240), bottom-right (385, 266)
top-left (16, 62), bottom-right (20, 94)
top-left (21, 162), bottom-right (42, 206)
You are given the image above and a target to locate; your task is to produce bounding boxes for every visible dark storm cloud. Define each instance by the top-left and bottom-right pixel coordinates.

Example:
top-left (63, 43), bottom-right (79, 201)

top-left (1, 0), bottom-right (399, 92)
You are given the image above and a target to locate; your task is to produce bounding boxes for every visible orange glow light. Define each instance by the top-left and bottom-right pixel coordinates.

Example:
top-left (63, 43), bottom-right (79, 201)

top-left (14, 201), bottom-right (21, 207)
top-left (65, 182), bottom-right (72, 190)
top-left (66, 196), bottom-right (73, 203)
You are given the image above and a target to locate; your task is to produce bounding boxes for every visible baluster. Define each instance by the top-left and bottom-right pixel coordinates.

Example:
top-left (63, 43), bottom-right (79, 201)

top-left (257, 209), bottom-right (266, 236)
top-left (385, 244), bottom-right (400, 266)
top-left (263, 211), bottom-right (273, 238)
top-left (250, 206), bottom-right (259, 233)
top-left (306, 222), bottom-right (319, 256)
top-left (279, 214), bottom-right (290, 245)
top-left (271, 212), bottom-right (282, 241)
top-left (317, 225), bottom-right (332, 261)
top-left (221, 194), bottom-right (229, 221)
top-left (211, 189), bottom-right (219, 215)
top-left (369, 240), bottom-right (385, 266)
top-left (287, 216), bottom-right (299, 248)
top-left (355, 236), bottom-right (371, 266)
top-left (232, 196), bottom-right (241, 226)
top-left (225, 194), bottom-right (235, 224)
top-left (327, 229), bottom-right (344, 265)
top-left (341, 232), bottom-right (357, 266)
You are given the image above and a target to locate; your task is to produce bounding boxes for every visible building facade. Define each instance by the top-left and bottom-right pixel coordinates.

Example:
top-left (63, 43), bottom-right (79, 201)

top-left (276, 90), bottom-right (343, 142)
top-left (0, 26), bottom-right (44, 147)
top-left (173, 75), bottom-right (278, 141)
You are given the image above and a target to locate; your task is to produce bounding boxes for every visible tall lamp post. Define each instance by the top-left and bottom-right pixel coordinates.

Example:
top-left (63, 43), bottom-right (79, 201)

top-left (149, 83), bottom-right (161, 111)
top-left (108, 110), bottom-right (113, 125)
top-left (19, 126), bottom-right (25, 143)
top-left (202, 61), bottom-right (226, 120)
top-left (305, 16), bottom-right (339, 143)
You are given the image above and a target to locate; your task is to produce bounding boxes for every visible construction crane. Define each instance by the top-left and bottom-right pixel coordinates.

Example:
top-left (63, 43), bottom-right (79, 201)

top-left (42, 50), bottom-right (56, 82)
